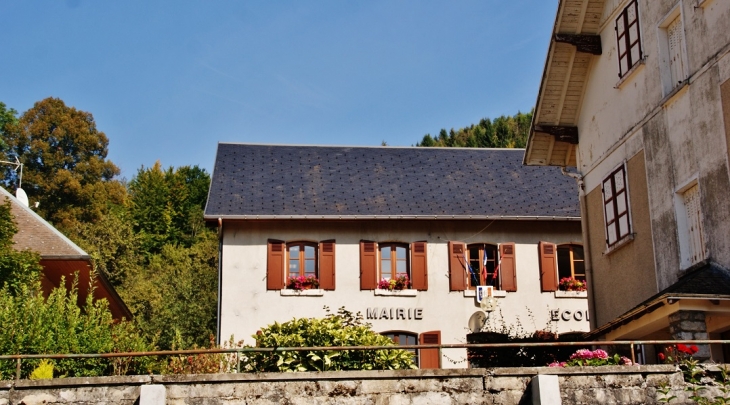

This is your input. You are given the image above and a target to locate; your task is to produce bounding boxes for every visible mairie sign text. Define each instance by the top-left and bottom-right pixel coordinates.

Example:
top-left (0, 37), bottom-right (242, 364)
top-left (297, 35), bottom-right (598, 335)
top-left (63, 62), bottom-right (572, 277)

top-left (366, 307), bottom-right (423, 320)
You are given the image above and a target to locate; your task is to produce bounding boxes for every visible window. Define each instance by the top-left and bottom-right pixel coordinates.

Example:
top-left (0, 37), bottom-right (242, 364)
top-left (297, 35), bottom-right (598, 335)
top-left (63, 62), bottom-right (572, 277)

top-left (448, 241), bottom-right (516, 292)
top-left (383, 331), bottom-right (419, 366)
top-left (658, 8), bottom-right (688, 95)
top-left (681, 184), bottom-right (705, 266)
top-left (466, 244), bottom-right (499, 289)
top-left (616, 0), bottom-right (643, 78)
top-left (603, 164), bottom-right (632, 247)
top-left (557, 244), bottom-right (585, 282)
top-left (379, 243), bottom-right (409, 281)
top-left (267, 239), bottom-right (336, 290)
top-left (360, 241), bottom-right (428, 290)
top-left (287, 242), bottom-right (317, 279)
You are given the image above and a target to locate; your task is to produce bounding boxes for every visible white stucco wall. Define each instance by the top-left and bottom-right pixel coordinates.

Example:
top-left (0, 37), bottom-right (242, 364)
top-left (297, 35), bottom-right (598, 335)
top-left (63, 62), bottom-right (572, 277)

top-left (218, 220), bottom-right (587, 368)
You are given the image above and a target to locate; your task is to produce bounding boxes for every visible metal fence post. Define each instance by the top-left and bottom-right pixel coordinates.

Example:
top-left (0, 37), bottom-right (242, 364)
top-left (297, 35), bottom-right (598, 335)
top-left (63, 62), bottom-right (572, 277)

top-left (15, 358), bottom-right (21, 381)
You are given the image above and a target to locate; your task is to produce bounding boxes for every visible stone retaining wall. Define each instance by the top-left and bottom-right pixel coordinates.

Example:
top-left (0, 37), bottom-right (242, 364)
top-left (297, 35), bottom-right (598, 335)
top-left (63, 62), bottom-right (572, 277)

top-left (0, 365), bottom-right (716, 404)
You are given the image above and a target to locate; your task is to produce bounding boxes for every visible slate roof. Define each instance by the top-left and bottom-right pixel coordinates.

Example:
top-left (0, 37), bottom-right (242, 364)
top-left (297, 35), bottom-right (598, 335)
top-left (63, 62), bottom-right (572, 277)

top-left (204, 144), bottom-right (580, 220)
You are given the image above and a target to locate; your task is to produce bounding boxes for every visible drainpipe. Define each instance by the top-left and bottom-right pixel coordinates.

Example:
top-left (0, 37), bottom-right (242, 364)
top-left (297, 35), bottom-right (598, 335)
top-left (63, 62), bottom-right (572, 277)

top-left (561, 167), bottom-right (597, 330)
top-left (216, 217), bottom-right (223, 345)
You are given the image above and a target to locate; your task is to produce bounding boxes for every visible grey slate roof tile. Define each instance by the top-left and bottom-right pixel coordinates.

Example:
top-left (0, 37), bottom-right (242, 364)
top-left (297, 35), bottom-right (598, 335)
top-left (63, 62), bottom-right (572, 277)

top-left (204, 144), bottom-right (580, 219)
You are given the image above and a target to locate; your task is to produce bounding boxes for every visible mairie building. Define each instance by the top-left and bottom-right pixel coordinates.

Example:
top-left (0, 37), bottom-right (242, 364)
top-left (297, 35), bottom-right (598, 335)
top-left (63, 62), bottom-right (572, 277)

top-left (204, 143), bottom-right (589, 368)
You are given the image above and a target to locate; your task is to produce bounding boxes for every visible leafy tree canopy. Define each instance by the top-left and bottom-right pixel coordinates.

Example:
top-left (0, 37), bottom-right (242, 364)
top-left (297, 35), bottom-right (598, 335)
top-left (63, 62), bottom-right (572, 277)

top-left (1, 98), bottom-right (125, 231)
top-left (0, 200), bottom-right (42, 293)
top-left (416, 110), bottom-right (533, 149)
top-left (0, 102), bottom-right (18, 152)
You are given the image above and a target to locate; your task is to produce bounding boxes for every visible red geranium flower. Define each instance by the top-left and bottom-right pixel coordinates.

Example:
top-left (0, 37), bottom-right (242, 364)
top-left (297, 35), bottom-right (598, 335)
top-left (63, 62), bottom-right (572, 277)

top-left (690, 345), bottom-right (699, 354)
top-left (658, 353), bottom-right (665, 361)
top-left (677, 344), bottom-right (691, 354)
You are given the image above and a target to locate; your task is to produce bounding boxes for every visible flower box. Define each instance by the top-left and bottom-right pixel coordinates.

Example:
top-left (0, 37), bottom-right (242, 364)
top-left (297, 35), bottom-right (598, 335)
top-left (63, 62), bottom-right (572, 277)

top-left (377, 274), bottom-right (411, 291)
top-left (286, 275), bottom-right (320, 291)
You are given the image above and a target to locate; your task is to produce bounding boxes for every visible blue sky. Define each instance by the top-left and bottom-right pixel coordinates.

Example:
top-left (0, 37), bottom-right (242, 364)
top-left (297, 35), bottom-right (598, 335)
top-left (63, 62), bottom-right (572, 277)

top-left (1, 1), bottom-right (556, 178)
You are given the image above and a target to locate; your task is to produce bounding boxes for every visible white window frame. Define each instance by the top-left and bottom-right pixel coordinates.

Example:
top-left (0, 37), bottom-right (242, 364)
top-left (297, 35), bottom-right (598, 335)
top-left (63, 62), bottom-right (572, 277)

top-left (657, 5), bottom-right (689, 96)
top-left (615, 0), bottom-right (644, 79)
top-left (675, 178), bottom-right (706, 269)
top-left (602, 163), bottom-right (633, 248)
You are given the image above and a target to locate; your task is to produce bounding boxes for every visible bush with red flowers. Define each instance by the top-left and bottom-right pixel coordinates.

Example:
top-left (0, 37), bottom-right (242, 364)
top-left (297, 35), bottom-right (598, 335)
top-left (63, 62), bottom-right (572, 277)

top-left (286, 275), bottom-right (320, 291)
top-left (377, 274), bottom-right (410, 291)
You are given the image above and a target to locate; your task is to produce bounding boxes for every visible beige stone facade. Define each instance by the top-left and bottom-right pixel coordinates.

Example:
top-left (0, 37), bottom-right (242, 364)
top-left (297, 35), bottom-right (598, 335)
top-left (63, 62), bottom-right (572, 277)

top-left (525, 0), bottom-right (730, 361)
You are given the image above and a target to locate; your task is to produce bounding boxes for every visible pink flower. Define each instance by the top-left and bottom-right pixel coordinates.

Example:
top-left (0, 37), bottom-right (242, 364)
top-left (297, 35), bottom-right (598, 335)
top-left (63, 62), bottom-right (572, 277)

top-left (593, 349), bottom-right (609, 360)
top-left (620, 356), bottom-right (633, 366)
top-left (570, 349), bottom-right (594, 360)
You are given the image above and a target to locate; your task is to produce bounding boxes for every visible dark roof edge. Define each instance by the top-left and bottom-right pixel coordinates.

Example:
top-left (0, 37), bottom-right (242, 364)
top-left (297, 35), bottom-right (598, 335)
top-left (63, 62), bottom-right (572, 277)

top-left (205, 214), bottom-right (581, 221)
top-left (217, 142), bottom-right (526, 152)
top-left (40, 255), bottom-right (92, 261)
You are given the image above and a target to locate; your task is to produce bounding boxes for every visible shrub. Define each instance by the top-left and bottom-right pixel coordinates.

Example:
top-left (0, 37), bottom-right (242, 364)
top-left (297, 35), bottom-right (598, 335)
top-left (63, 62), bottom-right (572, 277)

top-left (245, 307), bottom-right (416, 372)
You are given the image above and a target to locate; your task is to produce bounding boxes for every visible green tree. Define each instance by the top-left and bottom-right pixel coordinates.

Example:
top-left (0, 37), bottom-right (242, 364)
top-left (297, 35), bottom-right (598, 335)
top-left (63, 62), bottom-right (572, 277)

top-left (120, 231), bottom-right (218, 350)
top-left (0, 102), bottom-right (18, 152)
top-left (416, 110), bottom-right (533, 149)
top-left (1, 98), bottom-right (126, 231)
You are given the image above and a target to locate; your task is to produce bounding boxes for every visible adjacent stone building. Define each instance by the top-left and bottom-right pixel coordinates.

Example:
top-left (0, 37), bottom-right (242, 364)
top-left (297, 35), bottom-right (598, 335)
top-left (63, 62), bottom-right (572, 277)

top-left (524, 0), bottom-right (730, 362)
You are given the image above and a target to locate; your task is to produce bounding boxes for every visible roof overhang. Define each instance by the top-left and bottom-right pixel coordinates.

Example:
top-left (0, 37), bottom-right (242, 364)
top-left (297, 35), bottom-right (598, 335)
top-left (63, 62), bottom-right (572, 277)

top-left (523, 0), bottom-right (606, 167)
top-left (205, 215), bottom-right (581, 222)
top-left (584, 294), bottom-right (730, 341)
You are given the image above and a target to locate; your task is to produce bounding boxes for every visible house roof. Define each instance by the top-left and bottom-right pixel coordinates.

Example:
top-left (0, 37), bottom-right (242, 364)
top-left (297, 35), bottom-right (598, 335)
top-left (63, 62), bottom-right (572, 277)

top-left (0, 186), bottom-right (132, 320)
top-left (523, 0), bottom-right (606, 167)
top-left (584, 261), bottom-right (730, 340)
top-left (204, 143), bottom-right (581, 221)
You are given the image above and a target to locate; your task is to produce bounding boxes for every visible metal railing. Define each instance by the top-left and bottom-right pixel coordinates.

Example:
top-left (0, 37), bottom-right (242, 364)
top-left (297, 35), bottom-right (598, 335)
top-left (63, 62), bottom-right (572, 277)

top-left (2, 339), bottom-right (727, 382)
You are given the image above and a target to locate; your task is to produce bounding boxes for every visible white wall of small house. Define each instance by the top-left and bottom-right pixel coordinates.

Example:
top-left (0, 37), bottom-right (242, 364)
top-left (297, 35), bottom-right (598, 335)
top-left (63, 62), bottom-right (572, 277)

top-left (218, 219), bottom-right (587, 368)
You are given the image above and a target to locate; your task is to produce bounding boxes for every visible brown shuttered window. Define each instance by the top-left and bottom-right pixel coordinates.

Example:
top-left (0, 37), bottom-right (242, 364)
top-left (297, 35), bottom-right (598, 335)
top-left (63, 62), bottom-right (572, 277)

top-left (319, 240), bottom-right (336, 290)
top-left (603, 164), bottom-right (631, 247)
top-left (615, 0), bottom-right (643, 78)
top-left (410, 241), bottom-right (428, 291)
top-left (499, 243), bottom-right (517, 292)
top-left (419, 331), bottom-right (441, 369)
top-left (360, 241), bottom-right (378, 290)
top-left (448, 241), bottom-right (467, 291)
top-left (539, 241), bottom-right (558, 292)
top-left (267, 239), bottom-right (285, 290)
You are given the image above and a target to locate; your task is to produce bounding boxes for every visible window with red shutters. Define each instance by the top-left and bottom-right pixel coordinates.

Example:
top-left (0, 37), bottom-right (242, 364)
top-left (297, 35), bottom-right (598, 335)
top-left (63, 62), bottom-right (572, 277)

top-left (499, 243), bottom-right (517, 292)
top-left (410, 241), bottom-right (428, 291)
top-left (616, 0), bottom-right (643, 78)
top-left (360, 241), bottom-right (378, 290)
top-left (318, 240), bottom-right (336, 290)
top-left (448, 241), bottom-right (467, 291)
top-left (267, 239), bottom-right (285, 290)
top-left (539, 241), bottom-right (558, 292)
top-left (602, 164), bottom-right (632, 247)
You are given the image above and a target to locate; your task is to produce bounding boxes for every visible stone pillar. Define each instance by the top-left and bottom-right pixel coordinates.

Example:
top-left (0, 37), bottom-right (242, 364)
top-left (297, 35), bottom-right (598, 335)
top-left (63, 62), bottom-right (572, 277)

top-left (140, 384), bottom-right (166, 405)
top-left (668, 310), bottom-right (710, 362)
top-left (531, 374), bottom-right (562, 405)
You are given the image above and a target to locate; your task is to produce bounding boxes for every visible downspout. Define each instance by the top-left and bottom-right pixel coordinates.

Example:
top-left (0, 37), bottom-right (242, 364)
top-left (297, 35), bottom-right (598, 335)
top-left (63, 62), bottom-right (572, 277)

top-left (561, 167), bottom-right (597, 330)
top-left (216, 217), bottom-right (223, 345)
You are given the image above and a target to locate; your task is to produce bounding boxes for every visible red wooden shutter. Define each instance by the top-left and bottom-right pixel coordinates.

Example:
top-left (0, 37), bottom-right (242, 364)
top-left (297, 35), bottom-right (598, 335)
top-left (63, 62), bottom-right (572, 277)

top-left (500, 243), bottom-right (516, 292)
top-left (539, 241), bottom-right (558, 292)
top-left (419, 331), bottom-right (441, 369)
top-left (360, 241), bottom-right (378, 290)
top-left (448, 241), bottom-right (467, 291)
top-left (319, 240), bottom-right (336, 290)
top-left (267, 239), bottom-right (285, 290)
top-left (410, 241), bottom-right (428, 291)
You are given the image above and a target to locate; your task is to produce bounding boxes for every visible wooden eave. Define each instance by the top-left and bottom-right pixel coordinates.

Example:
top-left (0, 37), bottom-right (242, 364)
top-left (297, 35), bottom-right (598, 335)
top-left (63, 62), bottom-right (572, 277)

top-left (523, 0), bottom-right (605, 167)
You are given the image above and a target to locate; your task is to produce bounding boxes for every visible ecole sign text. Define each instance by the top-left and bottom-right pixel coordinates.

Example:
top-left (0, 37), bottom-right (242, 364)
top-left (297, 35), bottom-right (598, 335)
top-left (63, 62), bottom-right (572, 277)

top-left (366, 307), bottom-right (423, 320)
top-left (550, 309), bottom-right (589, 322)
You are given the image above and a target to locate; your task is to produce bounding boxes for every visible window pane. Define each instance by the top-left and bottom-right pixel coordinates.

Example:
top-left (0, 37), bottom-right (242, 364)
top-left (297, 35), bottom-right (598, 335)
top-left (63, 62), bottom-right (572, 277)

top-left (616, 192), bottom-right (627, 214)
top-left (573, 246), bottom-right (584, 260)
top-left (381, 258), bottom-right (392, 278)
top-left (621, 57), bottom-right (629, 75)
top-left (619, 215), bottom-right (630, 237)
top-left (617, 16), bottom-right (625, 35)
top-left (289, 245), bottom-right (300, 256)
top-left (630, 45), bottom-right (641, 66)
top-left (574, 261), bottom-right (586, 279)
top-left (603, 180), bottom-right (613, 198)
top-left (627, 3), bottom-right (636, 23)
top-left (605, 200), bottom-right (615, 222)
top-left (305, 259), bottom-right (315, 273)
top-left (608, 224), bottom-right (617, 244)
top-left (614, 170), bottom-right (625, 191)
top-left (396, 259), bottom-right (406, 275)
top-left (396, 246), bottom-right (406, 260)
top-left (618, 37), bottom-right (626, 55)
top-left (289, 259), bottom-right (300, 275)
top-left (557, 247), bottom-right (572, 279)
top-left (380, 247), bottom-right (391, 259)
top-left (304, 245), bottom-right (315, 259)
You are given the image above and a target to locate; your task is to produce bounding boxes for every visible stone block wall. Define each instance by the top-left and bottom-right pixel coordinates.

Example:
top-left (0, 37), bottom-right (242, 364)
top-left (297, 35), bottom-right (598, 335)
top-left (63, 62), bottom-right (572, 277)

top-left (0, 365), bottom-right (721, 405)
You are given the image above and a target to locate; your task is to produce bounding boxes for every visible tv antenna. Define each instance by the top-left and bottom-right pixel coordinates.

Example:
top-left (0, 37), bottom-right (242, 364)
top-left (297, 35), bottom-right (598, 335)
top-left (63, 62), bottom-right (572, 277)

top-left (0, 157), bottom-right (28, 207)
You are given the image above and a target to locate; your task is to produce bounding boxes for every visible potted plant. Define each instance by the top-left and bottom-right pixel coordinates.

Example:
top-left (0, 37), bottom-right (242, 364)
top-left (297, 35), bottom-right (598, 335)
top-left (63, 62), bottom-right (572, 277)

top-left (559, 277), bottom-right (587, 292)
top-left (286, 275), bottom-right (320, 291)
top-left (377, 274), bottom-right (411, 291)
